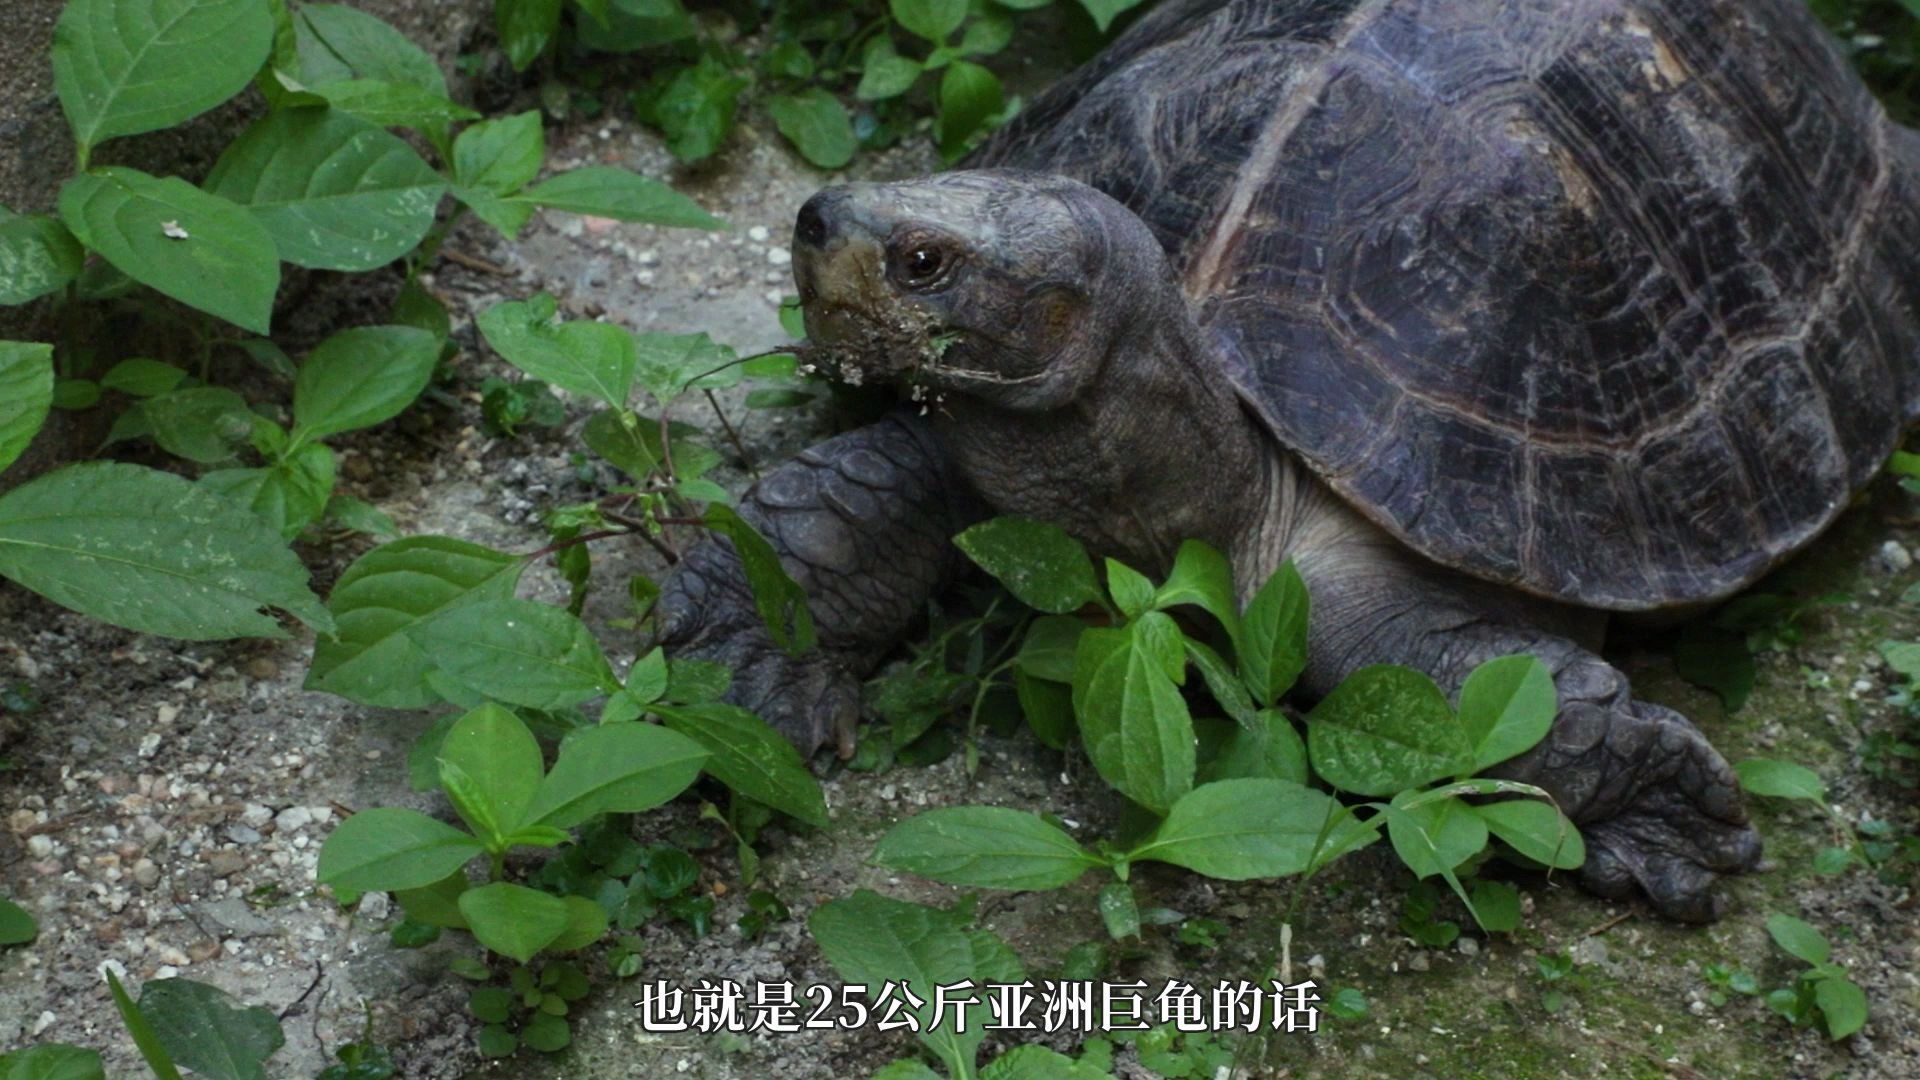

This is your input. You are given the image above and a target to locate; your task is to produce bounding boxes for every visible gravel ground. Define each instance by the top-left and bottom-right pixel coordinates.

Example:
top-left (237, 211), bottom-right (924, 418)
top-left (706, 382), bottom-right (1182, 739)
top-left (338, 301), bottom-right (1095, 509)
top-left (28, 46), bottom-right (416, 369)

top-left (4, 25), bottom-right (1919, 1080)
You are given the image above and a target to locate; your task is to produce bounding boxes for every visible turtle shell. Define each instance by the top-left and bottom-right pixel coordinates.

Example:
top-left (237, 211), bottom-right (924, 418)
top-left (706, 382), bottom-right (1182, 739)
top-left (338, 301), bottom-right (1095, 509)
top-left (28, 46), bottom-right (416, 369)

top-left (968, 0), bottom-right (1920, 609)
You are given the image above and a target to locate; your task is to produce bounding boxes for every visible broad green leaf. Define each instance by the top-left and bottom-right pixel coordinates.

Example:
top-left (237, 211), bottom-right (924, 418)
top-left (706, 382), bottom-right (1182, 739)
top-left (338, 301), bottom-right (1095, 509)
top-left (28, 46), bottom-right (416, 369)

top-left (477, 295), bottom-right (637, 408)
top-left (1814, 975), bottom-right (1867, 1040)
top-left (54, 0), bottom-right (273, 159)
top-left (495, 0), bottom-right (562, 70)
top-left (408, 598), bottom-right (620, 709)
top-left (811, 891), bottom-right (1022, 1075)
top-left (59, 168), bottom-right (280, 334)
top-left (523, 721), bottom-right (708, 828)
top-left (294, 4), bottom-right (448, 96)
top-left (303, 79), bottom-right (480, 129)
top-left (1471, 798), bottom-right (1585, 869)
top-left (1104, 558), bottom-right (1154, 620)
top-left (1076, 0), bottom-right (1146, 33)
top-left (1014, 668), bottom-right (1074, 750)
top-left (767, 89), bottom-right (857, 170)
top-left (199, 443), bottom-right (336, 539)
top-left (1457, 654), bottom-right (1556, 772)
top-left (0, 895), bottom-right (37, 946)
top-left (453, 111), bottom-right (545, 196)
top-left (980, 1045), bottom-right (1111, 1080)
top-left (961, 10), bottom-right (1014, 55)
top-left (1098, 881), bottom-right (1140, 940)
top-left (890, 0), bottom-right (967, 42)
top-left (0, 1044), bottom-right (104, 1080)
top-left (1185, 638), bottom-right (1256, 727)
top-left (546, 895), bottom-right (610, 952)
top-left (205, 109), bottom-right (445, 272)
top-left (142, 386), bottom-right (252, 463)
top-left (1238, 560), bottom-right (1309, 708)
top-left (511, 167), bottom-right (720, 229)
top-left (0, 343), bottom-right (53, 475)
top-left (437, 703), bottom-right (544, 844)
top-left (306, 536), bottom-right (526, 709)
top-left (324, 494), bottom-right (397, 538)
top-left (1154, 539), bottom-right (1239, 637)
top-left (703, 504), bottom-right (818, 654)
top-left (654, 701), bottom-right (828, 827)
top-left (954, 517), bottom-right (1100, 614)
top-left (1735, 758), bottom-right (1828, 804)
top-left (0, 461), bottom-right (329, 640)
top-left (0, 215), bottom-right (84, 305)
top-left (1131, 778), bottom-right (1364, 879)
top-left (99, 358), bottom-right (187, 397)
top-left (1765, 913), bottom-right (1831, 966)
top-left (647, 55), bottom-right (746, 162)
top-left (316, 807), bottom-right (484, 891)
top-left (935, 61), bottom-right (1002, 160)
top-left (1879, 638), bottom-right (1920, 681)
top-left (857, 38), bottom-right (923, 101)
top-left (1197, 708), bottom-right (1306, 785)
top-left (1469, 878), bottom-right (1522, 933)
top-left (459, 882), bottom-right (569, 963)
top-left (1385, 791), bottom-right (1488, 879)
top-left (873, 1062), bottom-right (942, 1080)
top-left (106, 970), bottom-right (182, 1080)
top-left (1014, 614), bottom-right (1083, 682)
top-left (632, 330), bottom-right (739, 404)
top-left (1306, 665), bottom-right (1473, 797)
top-left (291, 325), bottom-right (438, 441)
top-left (139, 978), bottom-right (284, 1080)
top-left (1071, 626), bottom-right (1194, 814)
top-left (393, 870), bottom-right (469, 929)
top-left (873, 806), bottom-right (1101, 890)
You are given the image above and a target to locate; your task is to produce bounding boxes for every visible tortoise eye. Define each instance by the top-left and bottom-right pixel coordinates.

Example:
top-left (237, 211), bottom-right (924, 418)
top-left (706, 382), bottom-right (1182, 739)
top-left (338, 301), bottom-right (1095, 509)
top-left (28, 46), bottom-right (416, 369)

top-left (905, 248), bottom-right (943, 280)
top-left (888, 236), bottom-right (957, 290)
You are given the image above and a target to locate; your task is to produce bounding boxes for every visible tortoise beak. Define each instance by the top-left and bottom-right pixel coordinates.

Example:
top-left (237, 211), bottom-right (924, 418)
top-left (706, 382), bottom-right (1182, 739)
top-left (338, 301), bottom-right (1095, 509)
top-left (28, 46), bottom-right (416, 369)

top-left (791, 186), bottom-right (921, 382)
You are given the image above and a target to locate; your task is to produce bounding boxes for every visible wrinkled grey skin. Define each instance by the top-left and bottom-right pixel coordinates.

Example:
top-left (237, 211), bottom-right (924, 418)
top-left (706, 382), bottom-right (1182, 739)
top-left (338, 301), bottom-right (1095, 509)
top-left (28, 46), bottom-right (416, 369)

top-left (657, 170), bottom-right (1762, 922)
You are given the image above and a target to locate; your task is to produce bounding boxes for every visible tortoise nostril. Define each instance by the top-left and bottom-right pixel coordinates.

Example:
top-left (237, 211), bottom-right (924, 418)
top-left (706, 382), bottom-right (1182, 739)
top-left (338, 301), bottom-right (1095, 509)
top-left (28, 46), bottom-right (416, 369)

top-left (795, 191), bottom-right (840, 248)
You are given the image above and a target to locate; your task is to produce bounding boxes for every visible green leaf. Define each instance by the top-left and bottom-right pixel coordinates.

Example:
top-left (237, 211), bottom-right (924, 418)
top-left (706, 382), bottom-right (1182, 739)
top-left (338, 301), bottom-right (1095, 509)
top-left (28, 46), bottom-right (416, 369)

top-left (1184, 639), bottom-right (1257, 728)
top-left (702, 504), bottom-right (818, 654)
top-left (204, 109), bottom-right (445, 272)
top-left (324, 494), bottom-right (397, 538)
top-left (522, 1012), bottom-right (570, 1052)
top-left (1014, 668), bottom-right (1075, 750)
top-left (981, 1045), bottom-right (1112, 1080)
top-left (1071, 626), bottom-right (1194, 814)
top-left (293, 4), bottom-right (448, 96)
top-left (1104, 558), bottom-right (1154, 620)
top-left (437, 703), bottom-right (544, 844)
top-left (935, 61), bottom-right (1002, 160)
top-left (106, 970), bottom-right (182, 1080)
top-left (647, 55), bottom-right (746, 162)
top-left (1197, 708), bottom-right (1306, 786)
top-left (301, 79), bottom-right (479, 129)
top-left (142, 386), bottom-right (252, 463)
top-left (523, 721), bottom-right (708, 829)
top-left (0, 895), bottom-right (38, 946)
top-left (1456, 654), bottom-right (1557, 773)
top-left (632, 330), bottom-right (739, 404)
top-left (1673, 624), bottom-right (1754, 712)
top-left (460, 882), bottom-right (569, 963)
top-left (1813, 975), bottom-right (1867, 1040)
top-left (291, 325), bottom-right (438, 441)
top-left (1131, 778), bottom-right (1366, 879)
top-left (1385, 791), bottom-right (1488, 880)
top-left (0, 1044), bottom-right (105, 1080)
top-left (654, 701), bottom-right (829, 828)
top-left (872, 806), bottom-right (1101, 890)
top-left (1471, 798), bottom-right (1585, 870)
top-left (767, 89), bottom-right (857, 170)
top-left (961, 10), bottom-right (1014, 55)
top-left (54, 0), bottom-right (273, 159)
top-left (1097, 881), bottom-right (1139, 940)
top-left (99, 358), bottom-right (187, 397)
top-left (200, 443), bottom-right (336, 539)
top-left (477, 294), bottom-right (637, 408)
top-left (1469, 878), bottom-right (1522, 933)
top-left (1014, 615), bottom-right (1083, 683)
top-left (1765, 913), bottom-right (1831, 966)
top-left (1238, 560), bottom-right (1309, 708)
top-left (0, 215), bottom-right (85, 305)
top-left (1075, 0), bottom-right (1146, 33)
top-left (890, 0), bottom-right (967, 42)
top-left (0, 342), bottom-right (53, 475)
top-left (0, 461), bottom-right (329, 640)
top-left (495, 0), bottom-right (561, 70)
top-left (454, 111), bottom-right (545, 196)
top-left (873, 1062), bottom-right (942, 1080)
top-left (1154, 539), bottom-right (1239, 637)
top-left (408, 598), bottom-right (620, 709)
top-left (139, 978), bottom-right (285, 1080)
top-left (857, 38), bottom-right (923, 101)
top-left (1734, 759), bottom-right (1828, 804)
top-left (316, 807), bottom-right (484, 892)
top-left (546, 894), bottom-right (610, 952)
top-left (307, 536), bottom-right (526, 709)
top-left (393, 870), bottom-right (469, 928)
top-left (59, 168), bottom-right (281, 334)
top-left (510, 167), bottom-right (720, 229)
top-left (1305, 665), bottom-right (1473, 797)
top-left (810, 891), bottom-right (1022, 1075)
top-left (954, 517), bottom-right (1100, 614)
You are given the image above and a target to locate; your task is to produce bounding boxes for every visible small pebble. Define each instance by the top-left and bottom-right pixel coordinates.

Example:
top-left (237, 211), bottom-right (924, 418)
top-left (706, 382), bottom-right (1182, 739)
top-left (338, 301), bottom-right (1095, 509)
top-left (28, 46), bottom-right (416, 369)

top-left (768, 246), bottom-right (792, 266)
top-left (1878, 540), bottom-right (1912, 573)
top-left (274, 806), bottom-right (313, 832)
top-left (748, 225), bottom-right (770, 243)
top-left (132, 859), bottom-right (159, 888)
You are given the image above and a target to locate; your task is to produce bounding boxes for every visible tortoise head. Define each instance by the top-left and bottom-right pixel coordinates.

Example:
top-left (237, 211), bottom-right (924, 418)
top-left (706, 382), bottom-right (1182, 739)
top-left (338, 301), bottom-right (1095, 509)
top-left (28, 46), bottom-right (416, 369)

top-left (791, 170), bottom-right (1170, 411)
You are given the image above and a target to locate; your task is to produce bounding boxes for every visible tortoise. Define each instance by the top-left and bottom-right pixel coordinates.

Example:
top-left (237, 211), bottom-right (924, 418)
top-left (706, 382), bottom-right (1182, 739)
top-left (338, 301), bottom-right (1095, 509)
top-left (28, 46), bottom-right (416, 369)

top-left (658, 0), bottom-right (1920, 921)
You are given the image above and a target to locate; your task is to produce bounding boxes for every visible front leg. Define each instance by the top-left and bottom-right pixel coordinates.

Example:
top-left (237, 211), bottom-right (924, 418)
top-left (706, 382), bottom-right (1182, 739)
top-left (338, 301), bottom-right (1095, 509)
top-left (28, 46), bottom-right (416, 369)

top-left (656, 412), bottom-right (980, 756)
top-left (1292, 526), bottom-right (1763, 922)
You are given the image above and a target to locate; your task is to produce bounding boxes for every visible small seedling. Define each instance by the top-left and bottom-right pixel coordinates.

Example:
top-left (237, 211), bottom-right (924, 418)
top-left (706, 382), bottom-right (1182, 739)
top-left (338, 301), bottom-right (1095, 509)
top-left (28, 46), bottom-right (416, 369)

top-left (1761, 913), bottom-right (1870, 1040)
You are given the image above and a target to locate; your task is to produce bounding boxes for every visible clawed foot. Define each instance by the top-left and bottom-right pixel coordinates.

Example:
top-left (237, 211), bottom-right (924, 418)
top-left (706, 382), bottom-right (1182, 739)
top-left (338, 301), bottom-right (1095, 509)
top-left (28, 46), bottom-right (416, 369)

top-left (1489, 660), bottom-right (1763, 922)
